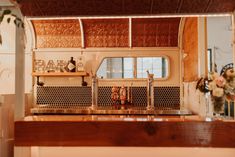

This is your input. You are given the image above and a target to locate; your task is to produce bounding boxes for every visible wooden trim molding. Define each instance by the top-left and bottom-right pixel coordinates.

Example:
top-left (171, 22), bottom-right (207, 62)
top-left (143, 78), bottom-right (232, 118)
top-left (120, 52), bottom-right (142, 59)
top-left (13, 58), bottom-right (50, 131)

top-left (15, 117), bottom-right (235, 147)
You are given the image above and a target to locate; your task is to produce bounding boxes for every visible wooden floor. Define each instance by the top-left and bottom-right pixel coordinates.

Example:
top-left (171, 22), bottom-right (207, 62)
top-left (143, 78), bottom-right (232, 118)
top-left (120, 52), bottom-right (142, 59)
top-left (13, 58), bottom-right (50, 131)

top-left (15, 115), bottom-right (235, 147)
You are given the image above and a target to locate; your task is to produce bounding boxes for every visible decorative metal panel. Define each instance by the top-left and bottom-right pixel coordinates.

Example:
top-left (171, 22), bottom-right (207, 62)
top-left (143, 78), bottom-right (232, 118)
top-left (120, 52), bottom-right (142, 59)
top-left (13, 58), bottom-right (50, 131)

top-left (132, 18), bottom-right (180, 47)
top-left (35, 86), bottom-right (180, 110)
top-left (154, 87), bottom-right (180, 110)
top-left (32, 20), bottom-right (81, 48)
top-left (183, 17), bottom-right (198, 82)
top-left (83, 19), bottom-right (129, 47)
top-left (36, 86), bottom-right (91, 108)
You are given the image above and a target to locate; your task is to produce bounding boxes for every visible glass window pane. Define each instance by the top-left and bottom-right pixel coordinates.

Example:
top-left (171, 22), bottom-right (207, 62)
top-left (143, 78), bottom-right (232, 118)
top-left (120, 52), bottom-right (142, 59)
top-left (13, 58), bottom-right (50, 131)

top-left (97, 57), bottom-right (168, 79)
top-left (137, 57), bottom-right (168, 78)
top-left (97, 57), bottom-right (134, 79)
top-left (124, 58), bottom-right (133, 78)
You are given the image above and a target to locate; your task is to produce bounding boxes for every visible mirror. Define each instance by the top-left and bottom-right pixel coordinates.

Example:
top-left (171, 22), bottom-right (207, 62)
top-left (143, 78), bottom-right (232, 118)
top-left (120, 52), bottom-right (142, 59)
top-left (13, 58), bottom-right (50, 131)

top-left (207, 16), bottom-right (233, 73)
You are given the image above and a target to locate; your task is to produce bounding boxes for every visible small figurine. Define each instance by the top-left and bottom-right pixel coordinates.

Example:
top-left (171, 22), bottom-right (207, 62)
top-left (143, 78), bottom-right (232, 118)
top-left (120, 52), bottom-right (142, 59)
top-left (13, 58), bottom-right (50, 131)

top-left (119, 85), bottom-right (127, 109)
top-left (111, 86), bottom-right (119, 109)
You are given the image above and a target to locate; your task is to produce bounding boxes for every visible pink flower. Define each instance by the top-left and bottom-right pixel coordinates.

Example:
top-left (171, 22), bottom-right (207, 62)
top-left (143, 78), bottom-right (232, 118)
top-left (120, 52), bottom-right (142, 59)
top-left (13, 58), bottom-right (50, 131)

top-left (212, 88), bottom-right (224, 97)
top-left (215, 76), bottom-right (226, 87)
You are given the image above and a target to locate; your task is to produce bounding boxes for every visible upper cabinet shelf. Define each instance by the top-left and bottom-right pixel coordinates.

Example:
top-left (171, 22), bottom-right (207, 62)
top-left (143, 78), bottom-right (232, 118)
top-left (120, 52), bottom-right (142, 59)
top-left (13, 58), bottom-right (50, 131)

top-left (32, 72), bottom-right (89, 77)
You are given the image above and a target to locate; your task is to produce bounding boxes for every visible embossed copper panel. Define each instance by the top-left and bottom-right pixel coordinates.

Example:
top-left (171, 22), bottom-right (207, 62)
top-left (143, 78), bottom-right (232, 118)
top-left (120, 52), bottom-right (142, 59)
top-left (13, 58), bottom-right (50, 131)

top-left (132, 18), bottom-right (180, 47)
top-left (183, 17), bottom-right (198, 82)
top-left (19, 0), bottom-right (235, 16)
top-left (32, 20), bottom-right (81, 48)
top-left (83, 19), bottom-right (129, 47)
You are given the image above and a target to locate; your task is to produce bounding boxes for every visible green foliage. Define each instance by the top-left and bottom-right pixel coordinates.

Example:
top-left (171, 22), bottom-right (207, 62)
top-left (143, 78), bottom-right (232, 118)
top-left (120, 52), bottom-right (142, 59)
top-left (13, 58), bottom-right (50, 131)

top-left (0, 8), bottom-right (24, 45)
top-left (3, 9), bottom-right (11, 15)
top-left (0, 9), bottom-right (12, 23)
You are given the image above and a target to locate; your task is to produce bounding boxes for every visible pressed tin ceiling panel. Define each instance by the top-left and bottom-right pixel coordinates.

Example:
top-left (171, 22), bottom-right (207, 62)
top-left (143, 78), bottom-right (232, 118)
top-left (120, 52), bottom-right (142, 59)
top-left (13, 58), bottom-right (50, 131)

top-left (18, 0), bottom-right (235, 16)
top-left (32, 18), bottom-right (180, 48)
top-left (82, 19), bottom-right (129, 47)
top-left (32, 20), bottom-right (82, 48)
top-left (132, 18), bottom-right (180, 47)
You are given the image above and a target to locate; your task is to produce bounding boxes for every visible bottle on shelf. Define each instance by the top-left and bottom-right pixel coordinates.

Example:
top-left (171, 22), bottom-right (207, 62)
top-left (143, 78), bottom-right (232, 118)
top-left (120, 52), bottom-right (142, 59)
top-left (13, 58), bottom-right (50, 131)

top-left (77, 56), bottom-right (85, 72)
top-left (66, 57), bottom-right (76, 72)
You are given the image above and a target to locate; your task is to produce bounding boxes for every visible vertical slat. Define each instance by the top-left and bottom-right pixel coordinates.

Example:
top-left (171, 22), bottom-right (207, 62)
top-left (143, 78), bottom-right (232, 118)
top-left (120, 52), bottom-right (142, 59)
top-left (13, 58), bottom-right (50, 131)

top-left (78, 18), bottom-right (85, 48)
top-left (129, 18), bottom-right (132, 48)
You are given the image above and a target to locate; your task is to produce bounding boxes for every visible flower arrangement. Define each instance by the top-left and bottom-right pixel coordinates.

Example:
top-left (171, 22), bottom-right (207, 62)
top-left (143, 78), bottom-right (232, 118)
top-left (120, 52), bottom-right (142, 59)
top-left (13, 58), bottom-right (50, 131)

top-left (196, 64), bottom-right (235, 113)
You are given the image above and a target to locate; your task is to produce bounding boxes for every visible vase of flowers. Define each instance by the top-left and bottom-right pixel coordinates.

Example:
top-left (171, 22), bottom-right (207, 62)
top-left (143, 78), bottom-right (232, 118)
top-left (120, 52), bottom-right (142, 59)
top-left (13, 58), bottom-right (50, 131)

top-left (196, 66), bottom-right (235, 117)
top-left (211, 95), bottom-right (225, 115)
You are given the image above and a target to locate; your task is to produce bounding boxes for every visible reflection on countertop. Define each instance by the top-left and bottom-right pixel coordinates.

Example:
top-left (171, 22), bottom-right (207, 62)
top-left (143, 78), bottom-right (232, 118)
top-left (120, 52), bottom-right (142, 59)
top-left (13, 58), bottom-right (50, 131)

top-left (23, 115), bottom-right (235, 122)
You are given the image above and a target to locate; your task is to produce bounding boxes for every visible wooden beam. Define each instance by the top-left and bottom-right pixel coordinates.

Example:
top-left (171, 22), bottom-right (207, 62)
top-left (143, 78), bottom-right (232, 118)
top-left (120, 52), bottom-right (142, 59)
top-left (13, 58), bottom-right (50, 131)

top-left (15, 118), bottom-right (235, 147)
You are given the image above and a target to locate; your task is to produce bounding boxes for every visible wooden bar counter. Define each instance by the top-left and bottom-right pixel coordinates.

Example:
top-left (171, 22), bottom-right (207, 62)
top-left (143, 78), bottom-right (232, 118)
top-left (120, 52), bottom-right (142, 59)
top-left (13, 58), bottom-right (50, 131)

top-left (14, 115), bottom-right (235, 147)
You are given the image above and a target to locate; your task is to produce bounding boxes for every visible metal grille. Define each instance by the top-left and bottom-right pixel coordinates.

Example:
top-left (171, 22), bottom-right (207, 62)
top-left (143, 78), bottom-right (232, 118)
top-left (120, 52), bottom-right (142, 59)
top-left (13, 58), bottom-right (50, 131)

top-left (154, 87), bottom-right (180, 110)
top-left (98, 86), bottom-right (147, 107)
top-left (35, 86), bottom-right (180, 110)
top-left (131, 87), bottom-right (147, 107)
top-left (97, 87), bottom-right (112, 106)
top-left (36, 86), bottom-right (92, 108)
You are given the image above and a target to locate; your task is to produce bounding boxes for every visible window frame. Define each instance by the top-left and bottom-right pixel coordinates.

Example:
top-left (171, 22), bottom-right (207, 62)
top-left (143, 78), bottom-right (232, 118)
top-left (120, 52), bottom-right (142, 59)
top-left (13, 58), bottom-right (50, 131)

top-left (96, 55), bottom-right (170, 81)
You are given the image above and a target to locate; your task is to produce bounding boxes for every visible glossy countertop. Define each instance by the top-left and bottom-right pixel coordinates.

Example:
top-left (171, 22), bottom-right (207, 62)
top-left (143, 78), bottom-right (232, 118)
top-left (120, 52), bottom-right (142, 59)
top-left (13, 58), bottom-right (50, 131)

top-left (15, 115), bottom-right (235, 147)
top-left (22, 115), bottom-right (234, 122)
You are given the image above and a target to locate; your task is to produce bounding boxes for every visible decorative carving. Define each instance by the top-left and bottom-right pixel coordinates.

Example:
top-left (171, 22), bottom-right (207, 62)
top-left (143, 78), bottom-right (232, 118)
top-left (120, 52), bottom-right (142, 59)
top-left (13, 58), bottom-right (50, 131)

top-left (132, 18), bottom-right (180, 47)
top-left (32, 18), bottom-right (181, 48)
top-left (83, 19), bottom-right (129, 47)
top-left (36, 36), bottom-right (81, 48)
top-left (32, 20), bottom-right (81, 48)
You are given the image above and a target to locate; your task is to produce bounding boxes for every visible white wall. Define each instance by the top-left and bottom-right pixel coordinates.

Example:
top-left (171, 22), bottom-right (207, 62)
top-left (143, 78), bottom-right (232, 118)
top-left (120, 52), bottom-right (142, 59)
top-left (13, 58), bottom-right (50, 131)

top-left (0, 15), bottom-right (16, 94)
top-left (183, 82), bottom-right (213, 117)
top-left (0, 0), bottom-right (14, 6)
top-left (207, 16), bottom-right (233, 73)
top-left (32, 48), bottom-right (180, 87)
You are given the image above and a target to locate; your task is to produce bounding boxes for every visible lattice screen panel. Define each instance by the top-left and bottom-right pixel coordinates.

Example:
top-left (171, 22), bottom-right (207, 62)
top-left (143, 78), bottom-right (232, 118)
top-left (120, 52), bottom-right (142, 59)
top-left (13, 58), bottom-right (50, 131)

top-left (36, 86), bottom-right (92, 108)
top-left (154, 87), bottom-right (180, 110)
top-left (35, 86), bottom-right (180, 110)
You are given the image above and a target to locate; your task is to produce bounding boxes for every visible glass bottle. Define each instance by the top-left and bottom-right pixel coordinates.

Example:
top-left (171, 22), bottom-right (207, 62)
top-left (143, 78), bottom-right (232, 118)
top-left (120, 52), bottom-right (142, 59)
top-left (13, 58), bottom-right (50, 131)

top-left (67, 57), bottom-right (76, 72)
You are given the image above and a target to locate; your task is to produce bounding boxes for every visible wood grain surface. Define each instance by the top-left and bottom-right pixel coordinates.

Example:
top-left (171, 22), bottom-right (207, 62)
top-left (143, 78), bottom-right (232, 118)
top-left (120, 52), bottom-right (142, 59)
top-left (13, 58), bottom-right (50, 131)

top-left (15, 116), bottom-right (235, 147)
